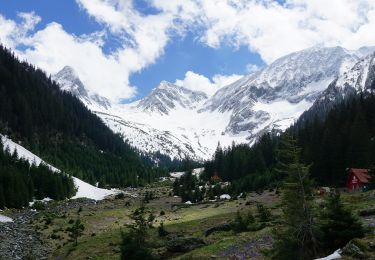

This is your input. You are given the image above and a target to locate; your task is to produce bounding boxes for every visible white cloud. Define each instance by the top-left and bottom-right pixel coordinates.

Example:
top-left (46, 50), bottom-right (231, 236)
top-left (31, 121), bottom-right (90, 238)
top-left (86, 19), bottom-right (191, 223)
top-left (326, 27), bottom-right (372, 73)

top-left (175, 71), bottom-right (242, 96)
top-left (0, 12), bottom-right (41, 49)
top-left (22, 23), bottom-right (136, 100)
top-left (1, 0), bottom-right (375, 102)
top-left (0, 15), bottom-right (17, 48)
top-left (151, 0), bottom-right (375, 63)
top-left (246, 64), bottom-right (261, 74)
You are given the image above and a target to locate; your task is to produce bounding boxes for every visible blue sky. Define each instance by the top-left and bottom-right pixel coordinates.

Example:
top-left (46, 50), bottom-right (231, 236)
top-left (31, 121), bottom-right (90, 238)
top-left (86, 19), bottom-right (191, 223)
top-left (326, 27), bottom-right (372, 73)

top-left (0, 0), bottom-right (374, 102)
top-left (130, 35), bottom-right (264, 98)
top-left (0, 0), bottom-right (263, 100)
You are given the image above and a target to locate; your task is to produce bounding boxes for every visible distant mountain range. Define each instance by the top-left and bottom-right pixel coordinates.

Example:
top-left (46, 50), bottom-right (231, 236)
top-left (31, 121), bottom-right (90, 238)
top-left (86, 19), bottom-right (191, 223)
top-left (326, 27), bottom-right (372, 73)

top-left (53, 46), bottom-right (375, 162)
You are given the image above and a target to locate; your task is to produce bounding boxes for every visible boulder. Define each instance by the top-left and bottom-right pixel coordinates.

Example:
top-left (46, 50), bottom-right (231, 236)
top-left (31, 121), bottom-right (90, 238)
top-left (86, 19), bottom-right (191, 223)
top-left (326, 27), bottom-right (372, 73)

top-left (341, 240), bottom-right (366, 259)
top-left (358, 208), bottom-right (375, 216)
top-left (166, 236), bottom-right (205, 253)
top-left (204, 223), bottom-right (232, 237)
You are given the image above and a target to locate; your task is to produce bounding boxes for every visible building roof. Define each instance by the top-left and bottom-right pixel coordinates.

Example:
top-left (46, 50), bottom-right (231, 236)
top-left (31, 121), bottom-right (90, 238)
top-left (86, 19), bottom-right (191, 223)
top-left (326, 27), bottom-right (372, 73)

top-left (349, 168), bottom-right (371, 183)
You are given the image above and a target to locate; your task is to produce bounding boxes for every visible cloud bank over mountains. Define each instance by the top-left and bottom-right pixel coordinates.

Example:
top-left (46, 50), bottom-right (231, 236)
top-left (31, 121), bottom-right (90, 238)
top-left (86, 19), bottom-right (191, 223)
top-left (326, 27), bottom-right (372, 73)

top-left (0, 0), bottom-right (375, 101)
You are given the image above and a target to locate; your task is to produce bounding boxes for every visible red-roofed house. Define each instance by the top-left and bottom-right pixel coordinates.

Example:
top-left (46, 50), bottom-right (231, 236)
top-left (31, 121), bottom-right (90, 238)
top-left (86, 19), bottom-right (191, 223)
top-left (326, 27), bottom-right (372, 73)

top-left (346, 168), bottom-right (371, 191)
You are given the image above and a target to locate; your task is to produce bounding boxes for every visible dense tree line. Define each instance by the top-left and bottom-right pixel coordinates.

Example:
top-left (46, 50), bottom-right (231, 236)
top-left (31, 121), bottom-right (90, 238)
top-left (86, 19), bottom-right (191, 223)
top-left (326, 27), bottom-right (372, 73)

top-left (0, 139), bottom-right (75, 209)
top-left (294, 94), bottom-right (375, 185)
top-left (203, 94), bottom-right (375, 191)
top-left (0, 45), bottom-right (166, 187)
top-left (141, 152), bottom-right (203, 173)
top-left (202, 135), bottom-right (279, 193)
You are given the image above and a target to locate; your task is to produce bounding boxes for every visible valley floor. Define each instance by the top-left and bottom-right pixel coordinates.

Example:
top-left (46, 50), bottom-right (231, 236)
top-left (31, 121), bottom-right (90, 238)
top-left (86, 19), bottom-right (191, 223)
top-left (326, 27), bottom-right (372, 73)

top-left (0, 183), bottom-right (375, 259)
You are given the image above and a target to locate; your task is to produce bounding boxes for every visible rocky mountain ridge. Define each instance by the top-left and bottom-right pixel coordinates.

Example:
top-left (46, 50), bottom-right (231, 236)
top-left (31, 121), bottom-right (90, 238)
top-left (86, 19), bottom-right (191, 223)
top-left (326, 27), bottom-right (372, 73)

top-left (53, 46), bottom-right (375, 161)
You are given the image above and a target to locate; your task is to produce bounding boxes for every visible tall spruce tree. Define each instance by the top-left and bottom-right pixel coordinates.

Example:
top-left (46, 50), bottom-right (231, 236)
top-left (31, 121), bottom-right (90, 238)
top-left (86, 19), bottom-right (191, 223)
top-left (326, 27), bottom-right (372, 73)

top-left (269, 134), bottom-right (318, 260)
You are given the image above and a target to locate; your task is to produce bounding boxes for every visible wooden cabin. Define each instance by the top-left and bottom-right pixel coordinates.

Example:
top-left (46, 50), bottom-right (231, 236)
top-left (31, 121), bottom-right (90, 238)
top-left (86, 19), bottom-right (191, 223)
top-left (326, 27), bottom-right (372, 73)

top-left (346, 168), bottom-right (371, 191)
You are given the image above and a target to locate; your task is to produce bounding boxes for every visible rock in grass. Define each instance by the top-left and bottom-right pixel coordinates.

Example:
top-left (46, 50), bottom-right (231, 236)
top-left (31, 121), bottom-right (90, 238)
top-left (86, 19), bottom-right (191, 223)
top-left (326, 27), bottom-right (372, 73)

top-left (358, 208), bottom-right (375, 216)
top-left (341, 240), bottom-right (366, 259)
top-left (204, 223), bottom-right (232, 237)
top-left (166, 236), bottom-right (205, 252)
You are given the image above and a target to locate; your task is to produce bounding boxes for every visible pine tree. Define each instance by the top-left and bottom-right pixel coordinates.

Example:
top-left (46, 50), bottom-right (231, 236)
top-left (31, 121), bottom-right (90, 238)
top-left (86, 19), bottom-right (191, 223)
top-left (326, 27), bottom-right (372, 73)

top-left (317, 192), bottom-right (364, 253)
top-left (121, 204), bottom-right (154, 260)
top-left (269, 134), bottom-right (318, 260)
top-left (67, 218), bottom-right (85, 246)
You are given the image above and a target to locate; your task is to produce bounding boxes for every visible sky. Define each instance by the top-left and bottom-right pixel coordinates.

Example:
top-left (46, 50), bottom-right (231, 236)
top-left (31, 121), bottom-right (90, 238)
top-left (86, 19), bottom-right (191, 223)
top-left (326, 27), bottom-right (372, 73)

top-left (0, 0), bottom-right (375, 102)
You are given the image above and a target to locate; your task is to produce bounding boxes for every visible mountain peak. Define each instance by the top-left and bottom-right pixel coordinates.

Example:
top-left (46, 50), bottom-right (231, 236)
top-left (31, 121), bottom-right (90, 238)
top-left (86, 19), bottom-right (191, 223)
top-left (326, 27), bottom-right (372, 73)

top-left (58, 65), bottom-right (76, 76)
top-left (53, 66), bottom-right (88, 98)
top-left (53, 66), bottom-right (111, 110)
top-left (136, 81), bottom-right (208, 115)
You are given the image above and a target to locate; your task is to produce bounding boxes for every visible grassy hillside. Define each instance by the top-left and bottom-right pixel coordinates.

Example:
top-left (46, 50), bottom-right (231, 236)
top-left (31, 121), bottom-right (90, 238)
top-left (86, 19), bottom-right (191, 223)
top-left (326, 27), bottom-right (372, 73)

top-left (4, 182), bottom-right (369, 259)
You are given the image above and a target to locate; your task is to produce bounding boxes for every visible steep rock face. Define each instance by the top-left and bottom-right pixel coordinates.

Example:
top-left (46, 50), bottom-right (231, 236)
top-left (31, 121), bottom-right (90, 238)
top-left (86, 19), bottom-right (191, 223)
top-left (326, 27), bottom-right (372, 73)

top-left (301, 52), bottom-right (375, 121)
top-left (52, 66), bottom-right (111, 110)
top-left (137, 81), bottom-right (208, 115)
top-left (54, 46), bottom-right (374, 161)
top-left (202, 46), bottom-right (362, 135)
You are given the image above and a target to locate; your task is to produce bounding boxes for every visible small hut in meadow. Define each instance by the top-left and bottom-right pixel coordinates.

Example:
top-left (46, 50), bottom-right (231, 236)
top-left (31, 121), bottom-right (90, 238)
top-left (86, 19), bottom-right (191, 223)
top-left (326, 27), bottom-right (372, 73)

top-left (346, 168), bottom-right (371, 192)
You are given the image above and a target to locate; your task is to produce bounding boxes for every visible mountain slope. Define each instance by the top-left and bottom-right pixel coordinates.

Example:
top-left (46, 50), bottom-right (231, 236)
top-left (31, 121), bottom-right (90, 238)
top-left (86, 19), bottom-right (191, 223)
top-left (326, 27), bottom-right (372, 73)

top-left (300, 51), bottom-right (375, 122)
top-left (136, 80), bottom-right (208, 115)
top-left (202, 46), bottom-right (362, 135)
top-left (1, 134), bottom-right (116, 202)
top-left (54, 46), bottom-right (373, 161)
top-left (52, 66), bottom-right (111, 110)
top-left (0, 134), bottom-right (75, 209)
top-left (202, 93), bottom-right (375, 193)
top-left (0, 45), bottom-right (164, 187)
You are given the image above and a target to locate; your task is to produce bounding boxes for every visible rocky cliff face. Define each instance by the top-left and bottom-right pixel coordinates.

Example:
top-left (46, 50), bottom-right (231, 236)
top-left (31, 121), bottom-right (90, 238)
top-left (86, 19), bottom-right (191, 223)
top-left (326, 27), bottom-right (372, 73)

top-left (301, 51), bottom-right (375, 122)
top-left (136, 80), bottom-right (208, 115)
top-left (52, 66), bottom-right (111, 110)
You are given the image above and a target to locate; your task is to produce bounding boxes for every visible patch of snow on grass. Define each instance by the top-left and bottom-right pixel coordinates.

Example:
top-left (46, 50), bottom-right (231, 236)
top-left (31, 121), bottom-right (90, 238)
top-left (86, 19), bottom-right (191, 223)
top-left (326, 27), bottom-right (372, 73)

top-left (315, 249), bottom-right (341, 260)
top-left (72, 177), bottom-right (117, 200)
top-left (0, 214), bottom-right (13, 223)
top-left (220, 194), bottom-right (231, 200)
top-left (170, 167), bottom-right (205, 179)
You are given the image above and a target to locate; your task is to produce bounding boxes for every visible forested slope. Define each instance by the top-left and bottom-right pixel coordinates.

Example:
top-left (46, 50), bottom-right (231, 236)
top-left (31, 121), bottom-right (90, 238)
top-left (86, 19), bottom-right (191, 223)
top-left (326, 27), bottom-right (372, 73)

top-left (0, 45), bottom-right (165, 188)
top-left (0, 138), bottom-right (75, 209)
top-left (203, 94), bottom-right (375, 192)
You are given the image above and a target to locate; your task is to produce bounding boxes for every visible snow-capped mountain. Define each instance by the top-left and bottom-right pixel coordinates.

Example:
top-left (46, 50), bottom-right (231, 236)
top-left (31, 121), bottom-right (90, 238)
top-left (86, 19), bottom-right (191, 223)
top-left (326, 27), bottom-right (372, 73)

top-left (136, 80), bottom-right (208, 115)
top-left (201, 46), bottom-right (364, 135)
top-left (52, 66), bottom-right (111, 110)
top-left (53, 46), bottom-right (374, 162)
top-left (302, 51), bottom-right (375, 120)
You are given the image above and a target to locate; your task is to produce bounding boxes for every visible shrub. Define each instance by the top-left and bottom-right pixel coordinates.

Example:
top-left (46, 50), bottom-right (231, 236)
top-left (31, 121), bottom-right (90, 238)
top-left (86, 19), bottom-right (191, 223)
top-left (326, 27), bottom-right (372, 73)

top-left (45, 217), bottom-right (52, 225)
top-left (115, 193), bottom-right (125, 199)
top-left (158, 222), bottom-right (169, 237)
top-left (233, 210), bottom-right (255, 233)
top-left (256, 203), bottom-right (272, 222)
top-left (32, 201), bottom-right (45, 210)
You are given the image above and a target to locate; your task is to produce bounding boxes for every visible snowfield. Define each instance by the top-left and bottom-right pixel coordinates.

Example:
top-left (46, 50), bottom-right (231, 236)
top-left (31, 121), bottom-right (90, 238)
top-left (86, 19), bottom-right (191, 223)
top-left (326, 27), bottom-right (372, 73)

top-left (72, 177), bottom-right (118, 201)
top-left (1, 135), bottom-right (117, 201)
top-left (315, 249), bottom-right (342, 260)
top-left (0, 214), bottom-right (13, 223)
